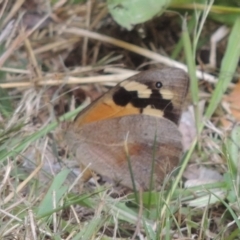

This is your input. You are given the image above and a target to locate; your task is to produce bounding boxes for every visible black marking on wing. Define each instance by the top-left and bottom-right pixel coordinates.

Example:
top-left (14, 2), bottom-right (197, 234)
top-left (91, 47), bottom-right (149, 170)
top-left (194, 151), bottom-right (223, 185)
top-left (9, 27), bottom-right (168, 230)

top-left (113, 86), bottom-right (179, 124)
top-left (113, 87), bottom-right (137, 106)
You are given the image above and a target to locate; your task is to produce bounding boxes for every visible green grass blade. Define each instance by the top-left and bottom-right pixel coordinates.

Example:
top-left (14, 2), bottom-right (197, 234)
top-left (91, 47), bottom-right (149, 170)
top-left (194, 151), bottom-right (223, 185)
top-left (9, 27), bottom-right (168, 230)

top-left (182, 17), bottom-right (199, 123)
top-left (0, 104), bottom-right (87, 162)
top-left (205, 17), bottom-right (240, 119)
top-left (36, 169), bottom-right (71, 217)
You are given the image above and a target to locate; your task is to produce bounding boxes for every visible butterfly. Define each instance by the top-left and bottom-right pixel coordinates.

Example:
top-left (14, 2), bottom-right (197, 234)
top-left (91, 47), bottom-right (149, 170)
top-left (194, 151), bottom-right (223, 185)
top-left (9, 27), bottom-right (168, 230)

top-left (61, 68), bottom-right (189, 190)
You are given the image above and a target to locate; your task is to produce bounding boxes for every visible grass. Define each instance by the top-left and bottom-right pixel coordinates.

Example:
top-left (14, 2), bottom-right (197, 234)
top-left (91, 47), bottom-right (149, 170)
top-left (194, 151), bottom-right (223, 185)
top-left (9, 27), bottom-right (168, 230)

top-left (0, 0), bottom-right (240, 239)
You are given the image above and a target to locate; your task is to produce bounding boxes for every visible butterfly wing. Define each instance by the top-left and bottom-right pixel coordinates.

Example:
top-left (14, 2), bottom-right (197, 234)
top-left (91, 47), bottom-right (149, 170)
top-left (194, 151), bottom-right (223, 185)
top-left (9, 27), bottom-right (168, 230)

top-left (74, 68), bottom-right (189, 127)
top-left (64, 115), bottom-right (182, 190)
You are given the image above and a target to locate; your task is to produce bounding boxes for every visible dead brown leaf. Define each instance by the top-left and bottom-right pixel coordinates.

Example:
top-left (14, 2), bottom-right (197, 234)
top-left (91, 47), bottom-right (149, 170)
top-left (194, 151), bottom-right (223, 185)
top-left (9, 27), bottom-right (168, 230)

top-left (222, 80), bottom-right (240, 128)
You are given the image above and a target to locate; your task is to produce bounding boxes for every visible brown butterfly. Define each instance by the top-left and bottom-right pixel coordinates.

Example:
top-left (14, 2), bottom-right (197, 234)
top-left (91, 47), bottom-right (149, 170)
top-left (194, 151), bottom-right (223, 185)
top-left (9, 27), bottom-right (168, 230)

top-left (61, 68), bottom-right (189, 190)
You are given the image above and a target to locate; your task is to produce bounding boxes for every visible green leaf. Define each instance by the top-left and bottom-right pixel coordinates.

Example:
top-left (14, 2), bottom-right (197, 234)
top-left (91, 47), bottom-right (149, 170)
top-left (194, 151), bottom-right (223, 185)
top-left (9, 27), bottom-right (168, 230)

top-left (107, 0), bottom-right (171, 30)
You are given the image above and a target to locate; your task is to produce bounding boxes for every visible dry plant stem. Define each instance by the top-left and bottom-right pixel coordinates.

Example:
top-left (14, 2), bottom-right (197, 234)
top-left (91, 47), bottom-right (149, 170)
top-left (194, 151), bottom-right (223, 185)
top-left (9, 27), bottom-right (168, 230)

top-left (33, 38), bottom-right (80, 54)
top-left (24, 38), bottom-right (43, 81)
top-left (0, 14), bottom-right (50, 68)
top-left (22, 226), bottom-right (52, 239)
top-left (0, 20), bottom-right (15, 44)
top-left (5, 199), bottom-right (25, 213)
top-left (66, 230), bottom-right (78, 240)
top-left (89, 7), bottom-right (108, 30)
top-left (104, 67), bottom-right (136, 74)
top-left (24, 35), bottom-right (53, 114)
top-left (52, 191), bottom-right (57, 233)
top-left (2, 160), bottom-right (44, 205)
top-left (82, 0), bottom-right (92, 65)
top-left (0, 208), bottom-right (22, 222)
top-left (0, 65), bottom-right (128, 86)
top-left (53, 0), bottom-right (69, 9)
top-left (63, 28), bottom-right (217, 83)
top-left (92, 42), bottom-right (101, 64)
top-left (0, 72), bottom-right (137, 88)
top-left (28, 209), bottom-right (37, 240)
top-left (0, 29), bottom-right (27, 68)
top-left (68, 163), bottom-right (93, 193)
top-left (91, 194), bottom-right (107, 240)
top-left (2, 224), bottom-right (22, 238)
top-left (0, 67), bottom-right (30, 74)
top-left (0, 163), bottom-right (11, 191)
top-left (70, 204), bottom-right (81, 225)
top-left (0, 0), bottom-right (9, 23)
top-left (1, 0), bottom-right (25, 28)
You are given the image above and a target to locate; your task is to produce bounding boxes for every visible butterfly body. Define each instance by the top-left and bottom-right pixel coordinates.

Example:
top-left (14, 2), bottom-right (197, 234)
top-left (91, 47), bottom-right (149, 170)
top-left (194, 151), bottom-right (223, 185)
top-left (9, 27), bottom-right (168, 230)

top-left (62, 68), bottom-right (189, 190)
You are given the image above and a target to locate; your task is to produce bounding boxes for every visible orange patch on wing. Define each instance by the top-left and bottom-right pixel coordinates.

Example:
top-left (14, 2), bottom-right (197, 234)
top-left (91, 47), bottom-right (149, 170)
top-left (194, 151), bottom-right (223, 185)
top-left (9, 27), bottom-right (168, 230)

top-left (128, 143), bottom-right (143, 156)
top-left (114, 143), bottom-right (144, 167)
top-left (74, 99), bottom-right (140, 127)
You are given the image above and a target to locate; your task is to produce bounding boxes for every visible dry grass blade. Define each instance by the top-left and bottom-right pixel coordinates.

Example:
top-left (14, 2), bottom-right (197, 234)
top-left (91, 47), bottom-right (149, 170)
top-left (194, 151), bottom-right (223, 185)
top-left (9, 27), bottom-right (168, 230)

top-left (1, 0), bottom-right (25, 28)
top-left (63, 27), bottom-right (217, 83)
top-left (2, 159), bottom-right (44, 205)
top-left (0, 72), bottom-right (136, 88)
